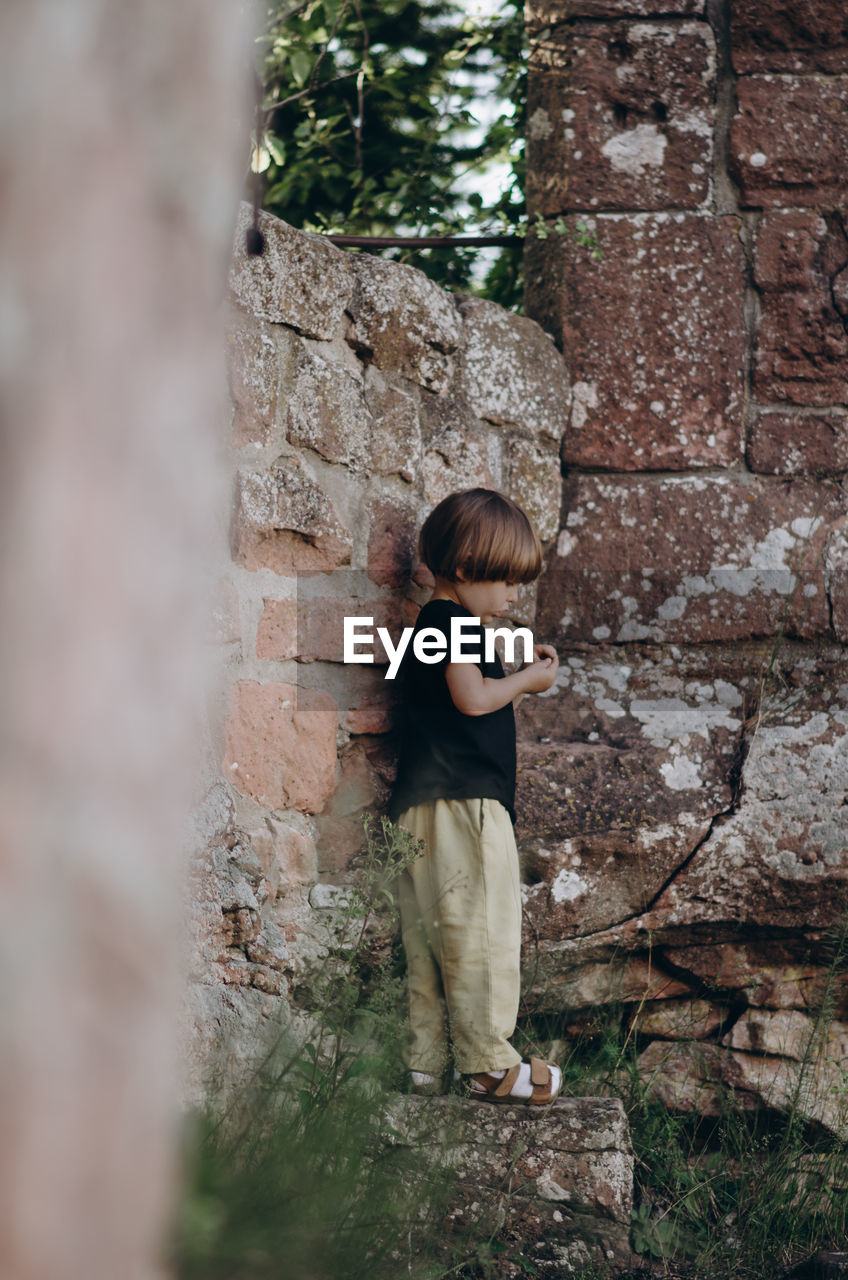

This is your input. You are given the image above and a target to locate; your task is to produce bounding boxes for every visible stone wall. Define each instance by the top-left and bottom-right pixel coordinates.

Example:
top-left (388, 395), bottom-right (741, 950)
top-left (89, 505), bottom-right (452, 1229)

top-left (522, 0), bottom-right (848, 1129)
top-left (184, 204), bottom-right (570, 1088)
top-left (186, 1), bottom-right (848, 1141)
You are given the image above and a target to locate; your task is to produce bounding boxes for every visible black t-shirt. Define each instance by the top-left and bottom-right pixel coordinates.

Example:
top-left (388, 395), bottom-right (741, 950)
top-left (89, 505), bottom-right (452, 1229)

top-left (388, 598), bottom-right (517, 824)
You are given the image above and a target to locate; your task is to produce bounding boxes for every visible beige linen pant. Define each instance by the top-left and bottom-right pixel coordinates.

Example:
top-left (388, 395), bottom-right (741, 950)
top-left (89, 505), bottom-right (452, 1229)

top-left (396, 796), bottom-right (522, 1075)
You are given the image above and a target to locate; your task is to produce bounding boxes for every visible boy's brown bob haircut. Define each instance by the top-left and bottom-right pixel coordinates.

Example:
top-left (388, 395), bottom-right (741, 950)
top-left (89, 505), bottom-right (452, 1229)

top-left (419, 488), bottom-right (543, 585)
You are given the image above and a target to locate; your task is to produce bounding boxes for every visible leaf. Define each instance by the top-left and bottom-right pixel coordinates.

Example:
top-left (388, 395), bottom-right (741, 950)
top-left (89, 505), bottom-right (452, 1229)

top-left (344, 1054), bottom-right (382, 1079)
top-left (266, 134), bottom-right (286, 165)
top-left (290, 48), bottom-right (312, 86)
top-left (256, 0), bottom-right (528, 306)
top-left (250, 142), bottom-right (272, 174)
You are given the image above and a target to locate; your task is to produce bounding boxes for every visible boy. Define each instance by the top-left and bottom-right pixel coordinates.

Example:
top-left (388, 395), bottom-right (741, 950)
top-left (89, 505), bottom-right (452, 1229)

top-left (388, 488), bottom-right (562, 1106)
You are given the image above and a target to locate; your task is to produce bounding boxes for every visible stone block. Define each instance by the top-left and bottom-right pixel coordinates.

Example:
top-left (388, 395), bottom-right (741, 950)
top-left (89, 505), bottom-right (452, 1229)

top-left (516, 646), bottom-right (749, 939)
top-left (421, 425), bottom-right (499, 506)
top-left (222, 680), bottom-right (338, 814)
top-left (731, 77), bottom-right (848, 208)
top-left (255, 598), bottom-right (297, 661)
top-left (227, 320), bottom-right (280, 448)
top-left (753, 210), bottom-right (826, 291)
top-left (229, 204), bottom-right (354, 339)
top-left (245, 920), bottom-right (292, 971)
top-left (650, 671), bottom-right (848, 934)
top-left (506, 437), bottom-right (562, 543)
top-left (537, 474), bottom-right (845, 644)
top-left (363, 367), bottom-right (420, 483)
top-left (520, 811), bottom-right (714, 941)
top-left (723, 1009), bottom-right (848, 1065)
top-left (516, 647), bottom-right (848, 981)
top-left (456, 296), bottom-right (569, 440)
top-left (663, 941), bottom-right (837, 1012)
top-left (752, 212), bottom-right (848, 408)
top-left (243, 814), bottom-right (317, 891)
top-left (417, 383), bottom-right (480, 442)
top-left (527, 214), bottom-right (745, 470)
top-left (630, 998), bottom-right (727, 1040)
top-left (285, 341), bottom-right (372, 471)
top-left (722, 1050), bottom-right (848, 1138)
top-left (344, 692), bottom-right (395, 736)
top-left (638, 1039), bottom-right (848, 1138)
top-left (347, 253), bottom-right (461, 392)
top-left (527, 22), bottom-right (714, 216)
top-left (314, 738), bottom-right (395, 872)
top-left (636, 1041), bottom-right (749, 1118)
top-left (294, 594), bottom-right (406, 665)
top-left (387, 1094), bottom-right (634, 1271)
top-left (730, 0), bottom-right (848, 74)
top-left (525, 953), bottom-right (691, 1013)
top-left (231, 457), bottom-right (353, 574)
top-left (273, 823), bottom-right (318, 890)
top-left (366, 497), bottom-right (418, 588)
top-left (748, 412), bottom-right (848, 476)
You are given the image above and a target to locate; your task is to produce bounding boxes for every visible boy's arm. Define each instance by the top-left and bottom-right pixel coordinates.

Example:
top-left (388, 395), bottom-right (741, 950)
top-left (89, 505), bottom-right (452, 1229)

top-left (446, 646), bottom-right (558, 717)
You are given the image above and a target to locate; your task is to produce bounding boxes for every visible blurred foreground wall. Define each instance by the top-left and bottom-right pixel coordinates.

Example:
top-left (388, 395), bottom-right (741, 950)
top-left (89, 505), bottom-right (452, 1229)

top-left (0, 2), bottom-right (246, 1277)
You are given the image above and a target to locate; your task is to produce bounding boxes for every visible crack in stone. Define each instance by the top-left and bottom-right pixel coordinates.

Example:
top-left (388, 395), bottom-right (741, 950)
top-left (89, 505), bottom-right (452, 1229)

top-left (827, 210), bottom-right (848, 342)
top-left (706, 0), bottom-right (742, 216)
top-left (551, 705), bottom-right (756, 947)
top-left (826, 576), bottom-right (838, 638)
top-left (639, 711), bottom-right (750, 917)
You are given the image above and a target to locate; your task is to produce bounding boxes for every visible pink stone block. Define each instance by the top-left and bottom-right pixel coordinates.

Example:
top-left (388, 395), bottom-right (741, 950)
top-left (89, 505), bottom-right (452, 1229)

top-left (223, 681), bottom-right (337, 813)
top-left (256, 598), bottom-right (298, 660)
top-left (345, 694), bottom-right (395, 736)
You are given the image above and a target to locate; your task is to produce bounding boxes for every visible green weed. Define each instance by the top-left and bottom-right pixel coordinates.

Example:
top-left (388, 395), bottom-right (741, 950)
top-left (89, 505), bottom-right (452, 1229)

top-left (171, 816), bottom-right (457, 1280)
top-left (172, 809), bottom-right (848, 1280)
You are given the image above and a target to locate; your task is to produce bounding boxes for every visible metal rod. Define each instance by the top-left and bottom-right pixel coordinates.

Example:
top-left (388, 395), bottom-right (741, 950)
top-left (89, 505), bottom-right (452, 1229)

top-left (323, 233), bottom-right (521, 248)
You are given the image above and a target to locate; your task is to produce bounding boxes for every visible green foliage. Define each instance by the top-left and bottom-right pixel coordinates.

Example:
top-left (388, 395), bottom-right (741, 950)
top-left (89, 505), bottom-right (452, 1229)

top-left (254, 0), bottom-right (527, 301)
top-left (530, 212), bottom-right (602, 260)
top-left (172, 816), bottom-right (448, 1280)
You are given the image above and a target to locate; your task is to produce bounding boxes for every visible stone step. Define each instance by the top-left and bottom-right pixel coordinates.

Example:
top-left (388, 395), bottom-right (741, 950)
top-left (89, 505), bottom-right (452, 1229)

top-left (384, 1093), bottom-right (634, 1273)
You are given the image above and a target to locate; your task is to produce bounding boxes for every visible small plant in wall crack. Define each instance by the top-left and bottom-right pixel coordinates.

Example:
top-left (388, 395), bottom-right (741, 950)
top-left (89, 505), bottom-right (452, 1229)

top-left (528, 211), bottom-right (603, 259)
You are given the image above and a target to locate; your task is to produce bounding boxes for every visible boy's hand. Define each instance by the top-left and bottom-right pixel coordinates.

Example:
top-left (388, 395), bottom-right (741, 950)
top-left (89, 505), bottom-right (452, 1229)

top-left (520, 644), bottom-right (558, 693)
top-left (447, 644), bottom-right (559, 716)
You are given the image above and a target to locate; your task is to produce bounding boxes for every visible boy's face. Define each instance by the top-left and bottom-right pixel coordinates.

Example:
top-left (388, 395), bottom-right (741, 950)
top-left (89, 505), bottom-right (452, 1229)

top-left (452, 573), bottom-right (519, 625)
